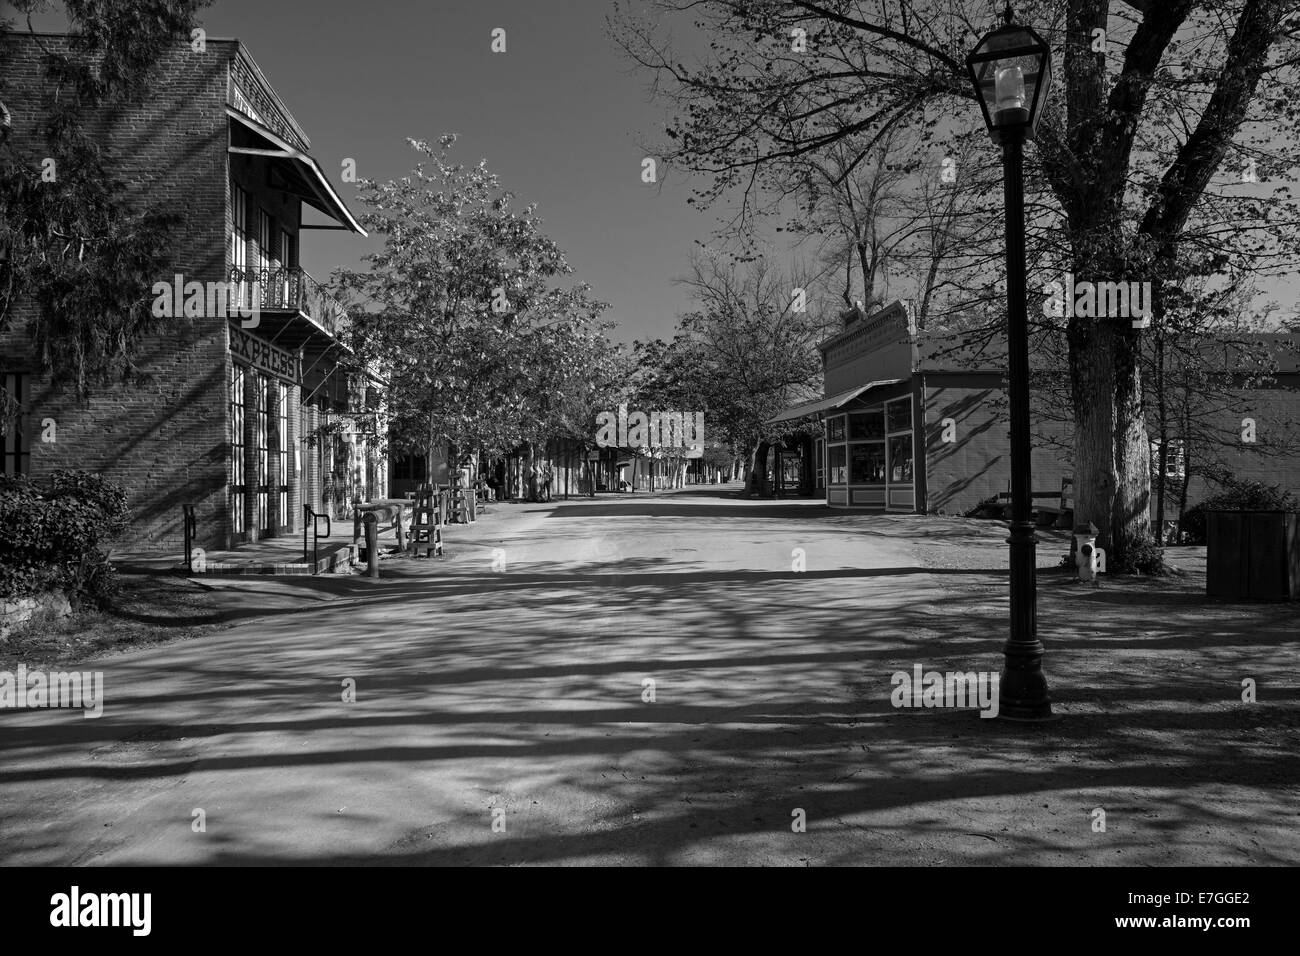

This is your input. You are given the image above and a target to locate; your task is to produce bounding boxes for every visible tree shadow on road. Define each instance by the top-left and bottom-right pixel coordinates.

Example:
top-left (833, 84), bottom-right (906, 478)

top-left (3, 545), bottom-right (1297, 866)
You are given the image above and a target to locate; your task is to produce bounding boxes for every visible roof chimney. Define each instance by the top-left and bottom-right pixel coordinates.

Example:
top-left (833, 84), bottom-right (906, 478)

top-left (842, 301), bottom-right (866, 330)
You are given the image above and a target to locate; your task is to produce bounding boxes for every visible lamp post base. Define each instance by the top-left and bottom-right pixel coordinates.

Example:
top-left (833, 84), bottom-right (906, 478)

top-left (998, 640), bottom-right (1054, 721)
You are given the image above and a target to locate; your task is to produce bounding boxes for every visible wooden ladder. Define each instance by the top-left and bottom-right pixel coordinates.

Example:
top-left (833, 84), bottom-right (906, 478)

top-left (409, 483), bottom-right (444, 557)
top-left (448, 474), bottom-right (474, 524)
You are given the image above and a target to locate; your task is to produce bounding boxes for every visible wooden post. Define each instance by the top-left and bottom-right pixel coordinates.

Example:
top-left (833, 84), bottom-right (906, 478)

top-left (363, 512), bottom-right (379, 579)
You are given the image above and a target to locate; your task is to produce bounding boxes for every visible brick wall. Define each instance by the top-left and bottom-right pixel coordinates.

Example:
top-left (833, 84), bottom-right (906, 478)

top-left (0, 35), bottom-right (238, 552)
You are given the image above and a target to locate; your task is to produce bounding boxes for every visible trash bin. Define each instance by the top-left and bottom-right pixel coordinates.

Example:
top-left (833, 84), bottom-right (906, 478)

top-left (1206, 510), bottom-right (1300, 600)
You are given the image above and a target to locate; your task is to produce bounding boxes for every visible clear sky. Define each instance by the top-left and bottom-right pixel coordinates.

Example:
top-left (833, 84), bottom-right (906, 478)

top-left (21, 1), bottom-right (1296, 333)
top-left (32, 0), bottom-right (721, 344)
top-left (211, 0), bottom-right (716, 344)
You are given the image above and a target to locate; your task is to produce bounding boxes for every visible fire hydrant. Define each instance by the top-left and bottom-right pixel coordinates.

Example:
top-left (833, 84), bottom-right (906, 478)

top-left (1073, 522), bottom-right (1103, 583)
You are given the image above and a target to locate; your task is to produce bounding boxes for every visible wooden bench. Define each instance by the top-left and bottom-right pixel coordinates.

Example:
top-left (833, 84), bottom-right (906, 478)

top-left (1040, 477), bottom-right (1075, 528)
top-left (993, 477), bottom-right (1074, 527)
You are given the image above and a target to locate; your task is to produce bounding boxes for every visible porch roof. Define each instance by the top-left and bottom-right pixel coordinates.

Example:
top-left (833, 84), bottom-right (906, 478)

top-left (767, 379), bottom-right (905, 425)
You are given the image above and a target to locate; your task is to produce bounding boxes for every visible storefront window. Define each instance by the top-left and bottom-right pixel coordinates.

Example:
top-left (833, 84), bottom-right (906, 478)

top-left (278, 382), bottom-right (289, 528)
top-left (827, 415), bottom-right (845, 442)
top-left (849, 443), bottom-right (886, 484)
top-left (815, 438), bottom-right (824, 487)
top-left (828, 445), bottom-right (847, 484)
top-left (256, 372), bottom-right (270, 534)
top-left (887, 398), bottom-right (912, 434)
top-left (849, 409), bottom-right (885, 440)
top-left (780, 451), bottom-right (802, 490)
top-left (229, 365), bottom-right (246, 534)
top-left (889, 434), bottom-right (914, 482)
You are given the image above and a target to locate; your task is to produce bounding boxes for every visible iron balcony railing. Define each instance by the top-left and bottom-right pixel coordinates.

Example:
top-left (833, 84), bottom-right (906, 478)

top-left (228, 266), bottom-right (347, 337)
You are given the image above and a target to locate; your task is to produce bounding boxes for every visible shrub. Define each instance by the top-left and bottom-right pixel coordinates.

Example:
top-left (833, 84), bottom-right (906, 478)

top-left (0, 469), bottom-right (130, 603)
top-left (1179, 475), bottom-right (1299, 545)
top-left (1108, 536), bottom-right (1168, 576)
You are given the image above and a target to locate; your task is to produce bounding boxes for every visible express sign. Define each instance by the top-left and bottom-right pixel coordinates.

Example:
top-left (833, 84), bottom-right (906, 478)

top-left (229, 324), bottom-right (300, 383)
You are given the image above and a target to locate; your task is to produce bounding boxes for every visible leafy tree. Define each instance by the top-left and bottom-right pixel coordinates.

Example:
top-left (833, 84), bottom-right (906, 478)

top-left (336, 136), bottom-right (612, 479)
top-left (0, 1), bottom-right (210, 402)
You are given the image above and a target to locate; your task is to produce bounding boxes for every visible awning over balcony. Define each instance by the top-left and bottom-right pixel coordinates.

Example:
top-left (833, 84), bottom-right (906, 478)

top-left (227, 107), bottom-right (367, 237)
top-left (767, 380), bottom-right (904, 425)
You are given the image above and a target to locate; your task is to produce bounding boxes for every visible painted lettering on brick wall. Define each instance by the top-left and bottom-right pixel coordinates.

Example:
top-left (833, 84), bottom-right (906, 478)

top-left (229, 324), bottom-right (300, 383)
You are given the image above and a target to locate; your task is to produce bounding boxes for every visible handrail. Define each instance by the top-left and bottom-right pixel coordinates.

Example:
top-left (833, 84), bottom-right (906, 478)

top-left (303, 504), bottom-right (331, 572)
top-left (183, 504), bottom-right (198, 572)
top-left (227, 266), bottom-right (347, 335)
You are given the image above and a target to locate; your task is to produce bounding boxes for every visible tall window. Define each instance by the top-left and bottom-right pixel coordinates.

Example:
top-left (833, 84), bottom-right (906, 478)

top-left (847, 408), bottom-right (886, 485)
top-left (828, 445), bottom-right (847, 484)
top-left (318, 410), bottom-right (334, 514)
top-left (300, 403), bottom-right (309, 509)
top-left (886, 398), bottom-right (914, 483)
top-left (278, 382), bottom-right (289, 527)
top-left (1150, 437), bottom-right (1186, 479)
top-left (280, 228), bottom-right (297, 269)
top-left (258, 208), bottom-right (272, 275)
top-left (231, 182), bottom-right (250, 307)
top-left (826, 414), bottom-right (847, 485)
top-left (255, 373), bottom-right (270, 534)
top-left (279, 228), bottom-right (296, 308)
top-left (2, 373), bottom-right (29, 476)
top-left (229, 365), bottom-right (246, 534)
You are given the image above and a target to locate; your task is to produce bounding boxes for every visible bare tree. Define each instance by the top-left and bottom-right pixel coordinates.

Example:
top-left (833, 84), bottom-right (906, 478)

top-left (611, 0), bottom-right (1300, 571)
top-left (674, 250), bottom-right (837, 492)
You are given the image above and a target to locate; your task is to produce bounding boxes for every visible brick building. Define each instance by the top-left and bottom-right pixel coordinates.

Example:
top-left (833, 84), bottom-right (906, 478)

top-left (0, 33), bottom-right (373, 551)
top-left (769, 300), bottom-right (1300, 516)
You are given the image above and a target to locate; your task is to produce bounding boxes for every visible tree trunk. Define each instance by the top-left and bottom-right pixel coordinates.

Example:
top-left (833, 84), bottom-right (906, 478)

top-left (1069, 306), bottom-right (1153, 568)
top-left (750, 441), bottom-right (773, 497)
top-left (1154, 327), bottom-right (1168, 539)
top-left (747, 442), bottom-right (768, 496)
top-left (1177, 399), bottom-right (1193, 533)
top-left (425, 417), bottom-right (436, 492)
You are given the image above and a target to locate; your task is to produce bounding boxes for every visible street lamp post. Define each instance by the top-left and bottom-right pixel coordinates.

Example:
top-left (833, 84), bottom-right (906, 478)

top-left (967, 5), bottom-right (1054, 721)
